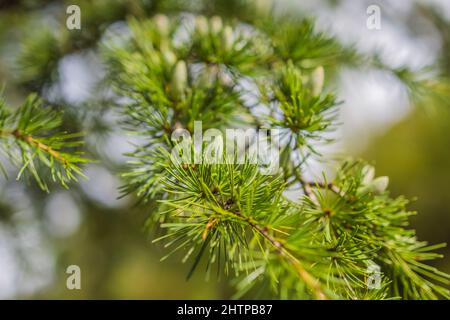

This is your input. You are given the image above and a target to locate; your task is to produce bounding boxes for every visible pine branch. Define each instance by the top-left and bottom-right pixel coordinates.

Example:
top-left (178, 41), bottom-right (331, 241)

top-left (230, 209), bottom-right (328, 300)
top-left (103, 14), bottom-right (450, 300)
top-left (0, 93), bottom-right (90, 191)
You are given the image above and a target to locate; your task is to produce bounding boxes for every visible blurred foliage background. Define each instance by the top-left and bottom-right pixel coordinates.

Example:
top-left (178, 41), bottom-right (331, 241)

top-left (0, 0), bottom-right (449, 299)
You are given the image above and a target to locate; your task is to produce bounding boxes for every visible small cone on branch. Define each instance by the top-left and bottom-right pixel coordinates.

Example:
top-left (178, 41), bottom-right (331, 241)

top-left (161, 43), bottom-right (176, 66)
top-left (372, 176), bottom-right (389, 194)
top-left (222, 26), bottom-right (234, 51)
top-left (362, 165), bottom-right (375, 185)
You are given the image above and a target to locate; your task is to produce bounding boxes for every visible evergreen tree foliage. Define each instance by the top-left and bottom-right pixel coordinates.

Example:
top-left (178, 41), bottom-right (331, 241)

top-left (0, 93), bottom-right (88, 191)
top-left (100, 14), bottom-right (450, 299)
top-left (1, 0), bottom-right (449, 300)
